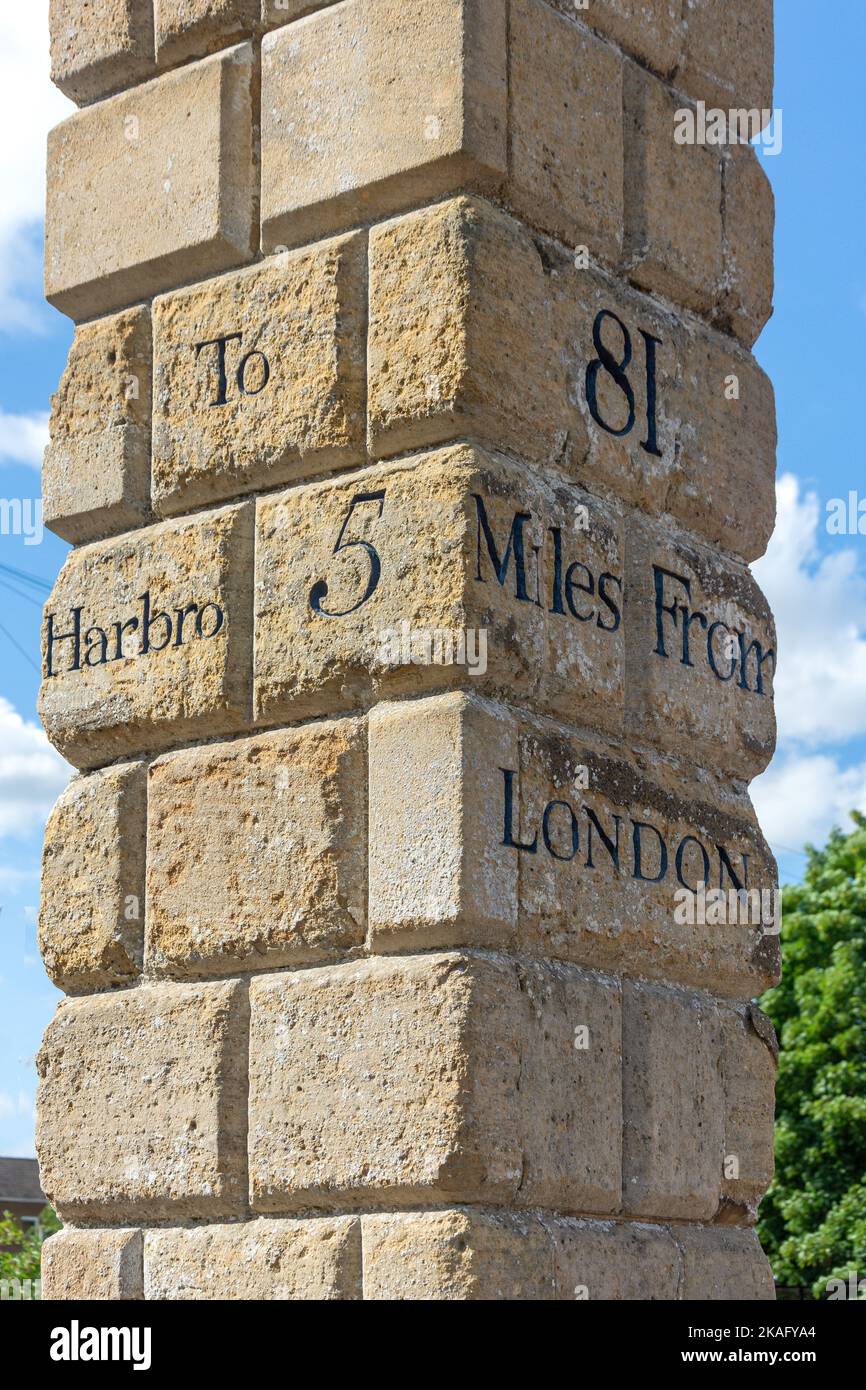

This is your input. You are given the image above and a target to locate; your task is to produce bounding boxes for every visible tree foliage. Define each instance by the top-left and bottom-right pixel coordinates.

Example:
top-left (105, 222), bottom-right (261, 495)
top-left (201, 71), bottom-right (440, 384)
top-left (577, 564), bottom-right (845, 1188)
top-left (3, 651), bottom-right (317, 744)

top-left (0, 1206), bottom-right (60, 1289)
top-left (759, 813), bottom-right (866, 1298)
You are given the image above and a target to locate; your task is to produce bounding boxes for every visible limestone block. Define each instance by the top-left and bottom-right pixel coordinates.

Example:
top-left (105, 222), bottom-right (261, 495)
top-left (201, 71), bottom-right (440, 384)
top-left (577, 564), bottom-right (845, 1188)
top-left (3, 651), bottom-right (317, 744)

top-left (368, 693), bottom-right (781, 996)
top-left (260, 0), bottom-right (622, 257)
top-left (146, 719), bottom-right (367, 977)
top-left (50, 0), bottom-right (156, 105)
top-left (41, 1229), bottom-right (143, 1301)
top-left (362, 1211), bottom-right (683, 1300)
top-left (43, 307), bottom-right (152, 544)
top-left (36, 981), bottom-right (249, 1221)
top-left (515, 716), bottom-right (780, 994)
top-left (624, 513), bottom-right (776, 778)
top-left (678, 0), bottom-right (774, 118)
top-left (152, 234), bottom-right (366, 514)
top-left (676, 1226), bottom-right (776, 1300)
top-left (674, 323), bottom-right (776, 562)
top-left (721, 145), bottom-right (775, 348)
top-left (45, 45), bottom-right (256, 321)
top-left (548, 0), bottom-right (684, 80)
top-left (260, 0), bottom-right (507, 251)
top-left (368, 197), bottom-right (572, 472)
top-left (253, 445), bottom-right (624, 731)
top-left (550, 1), bottom-right (773, 130)
top-left (260, 0), bottom-right (339, 26)
top-left (547, 1218), bottom-right (681, 1300)
top-left (144, 1218), bottom-right (362, 1299)
top-left (367, 196), bottom-right (776, 564)
top-left (39, 501), bottom-right (254, 770)
top-left (156, 1), bottom-right (260, 66)
top-left (362, 1210), bottom-right (555, 1300)
top-left (507, 0), bottom-right (623, 259)
top-left (248, 953), bottom-right (622, 1214)
top-left (369, 694), bottom-right (518, 950)
top-left (39, 762), bottom-right (146, 993)
top-left (623, 62), bottom-right (723, 317)
top-left (720, 1005), bottom-right (777, 1221)
top-left (622, 981), bottom-right (723, 1221)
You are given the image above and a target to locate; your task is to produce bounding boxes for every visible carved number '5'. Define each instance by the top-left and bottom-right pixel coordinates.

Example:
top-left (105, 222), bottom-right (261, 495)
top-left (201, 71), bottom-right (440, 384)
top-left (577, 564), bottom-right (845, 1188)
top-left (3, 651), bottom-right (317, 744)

top-left (309, 491), bottom-right (387, 618)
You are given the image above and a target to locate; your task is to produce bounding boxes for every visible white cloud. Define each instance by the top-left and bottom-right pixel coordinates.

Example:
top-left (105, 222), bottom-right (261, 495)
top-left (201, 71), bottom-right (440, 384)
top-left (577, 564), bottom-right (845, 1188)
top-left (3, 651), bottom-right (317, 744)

top-left (0, 696), bottom-right (68, 838)
top-left (0, 867), bottom-right (39, 889)
top-left (0, 408), bottom-right (49, 468)
top-left (748, 474), bottom-right (866, 858)
top-left (752, 751), bottom-right (866, 852)
top-left (753, 473), bottom-right (866, 745)
top-left (0, 1089), bottom-right (34, 1122)
top-left (0, 3), bottom-right (74, 332)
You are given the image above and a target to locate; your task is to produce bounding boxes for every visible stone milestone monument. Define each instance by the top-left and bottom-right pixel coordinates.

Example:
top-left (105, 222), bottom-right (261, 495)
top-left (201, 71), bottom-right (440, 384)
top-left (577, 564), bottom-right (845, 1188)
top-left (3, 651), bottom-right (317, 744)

top-left (36, 0), bottom-right (779, 1300)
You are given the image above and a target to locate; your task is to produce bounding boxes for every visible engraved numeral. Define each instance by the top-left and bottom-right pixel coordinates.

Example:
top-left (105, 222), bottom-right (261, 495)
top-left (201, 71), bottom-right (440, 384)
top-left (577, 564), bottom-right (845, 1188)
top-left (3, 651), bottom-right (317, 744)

top-left (309, 491), bottom-right (387, 618)
top-left (585, 310), bottom-right (663, 458)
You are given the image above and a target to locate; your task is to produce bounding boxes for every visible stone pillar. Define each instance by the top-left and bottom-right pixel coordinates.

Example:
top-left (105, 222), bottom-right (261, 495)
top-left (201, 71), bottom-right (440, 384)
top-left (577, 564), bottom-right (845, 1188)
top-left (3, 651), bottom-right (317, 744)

top-left (37, 0), bottom-right (779, 1301)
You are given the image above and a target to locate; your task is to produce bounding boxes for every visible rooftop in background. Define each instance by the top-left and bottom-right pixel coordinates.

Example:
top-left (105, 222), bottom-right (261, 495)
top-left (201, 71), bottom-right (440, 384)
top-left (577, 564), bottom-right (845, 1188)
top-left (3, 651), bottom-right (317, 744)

top-left (0, 1156), bottom-right (44, 1209)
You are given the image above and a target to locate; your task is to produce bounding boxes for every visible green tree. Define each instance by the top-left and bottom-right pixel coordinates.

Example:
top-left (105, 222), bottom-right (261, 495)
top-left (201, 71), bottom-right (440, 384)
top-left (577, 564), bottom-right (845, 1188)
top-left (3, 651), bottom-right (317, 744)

top-left (0, 1206), bottom-right (60, 1292)
top-left (759, 813), bottom-right (866, 1298)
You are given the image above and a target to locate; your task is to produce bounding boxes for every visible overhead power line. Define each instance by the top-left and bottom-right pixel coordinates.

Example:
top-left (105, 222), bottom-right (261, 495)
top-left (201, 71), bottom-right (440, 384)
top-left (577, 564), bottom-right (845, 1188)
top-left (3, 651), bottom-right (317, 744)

top-left (0, 619), bottom-right (40, 675)
top-left (0, 562), bottom-right (52, 594)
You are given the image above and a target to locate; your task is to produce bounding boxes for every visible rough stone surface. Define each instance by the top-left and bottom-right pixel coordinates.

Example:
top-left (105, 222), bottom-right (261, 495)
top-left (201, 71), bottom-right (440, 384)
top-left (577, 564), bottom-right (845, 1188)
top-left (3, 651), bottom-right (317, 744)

top-left (36, 981), bottom-right (248, 1221)
top-left (156, 0), bottom-right (260, 66)
top-left (623, 62), bottom-right (723, 317)
top-left (362, 1210), bottom-right (554, 1300)
top-left (39, 501), bottom-right (254, 770)
top-left (260, 0), bottom-right (507, 251)
top-left (720, 1005), bottom-right (777, 1222)
top-left (553, 0), bottom-right (684, 79)
top-left (248, 952), bottom-right (622, 1215)
top-left (509, 0), bottom-right (623, 260)
top-left (254, 445), bottom-right (624, 728)
top-left (46, 45), bottom-right (256, 320)
top-left (678, 0), bottom-right (774, 118)
top-left (622, 982), bottom-right (725, 1221)
top-left (50, 0), bottom-right (156, 104)
top-left (676, 1225), bottom-right (775, 1300)
top-left (144, 1218), bottom-right (362, 1299)
top-left (146, 720), bottom-right (367, 977)
top-left (43, 307), bottom-right (152, 544)
top-left (674, 321), bottom-right (776, 562)
top-left (548, 1217), bottom-right (681, 1300)
top-left (368, 694), bottom-right (780, 996)
top-left (551, 0), bottom-right (774, 119)
top-left (41, 1228), bottom-right (144, 1301)
top-left (515, 716), bottom-right (780, 995)
top-left (367, 196), bottom-right (776, 564)
top-left (368, 197), bottom-right (565, 468)
top-left (363, 1210), bottom-right (686, 1300)
top-left (260, 0), bottom-right (339, 25)
top-left (39, 762), bottom-right (146, 993)
top-left (624, 513), bottom-right (776, 778)
top-left (152, 234), bottom-right (366, 514)
top-left (721, 145), bottom-right (775, 348)
top-left (368, 695), bottom-right (518, 950)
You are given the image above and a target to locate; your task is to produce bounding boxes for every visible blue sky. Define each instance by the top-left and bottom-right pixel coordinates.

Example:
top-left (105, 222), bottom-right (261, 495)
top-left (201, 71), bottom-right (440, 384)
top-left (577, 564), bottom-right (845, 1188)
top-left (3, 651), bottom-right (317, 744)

top-left (0, 2), bottom-right (864, 1155)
